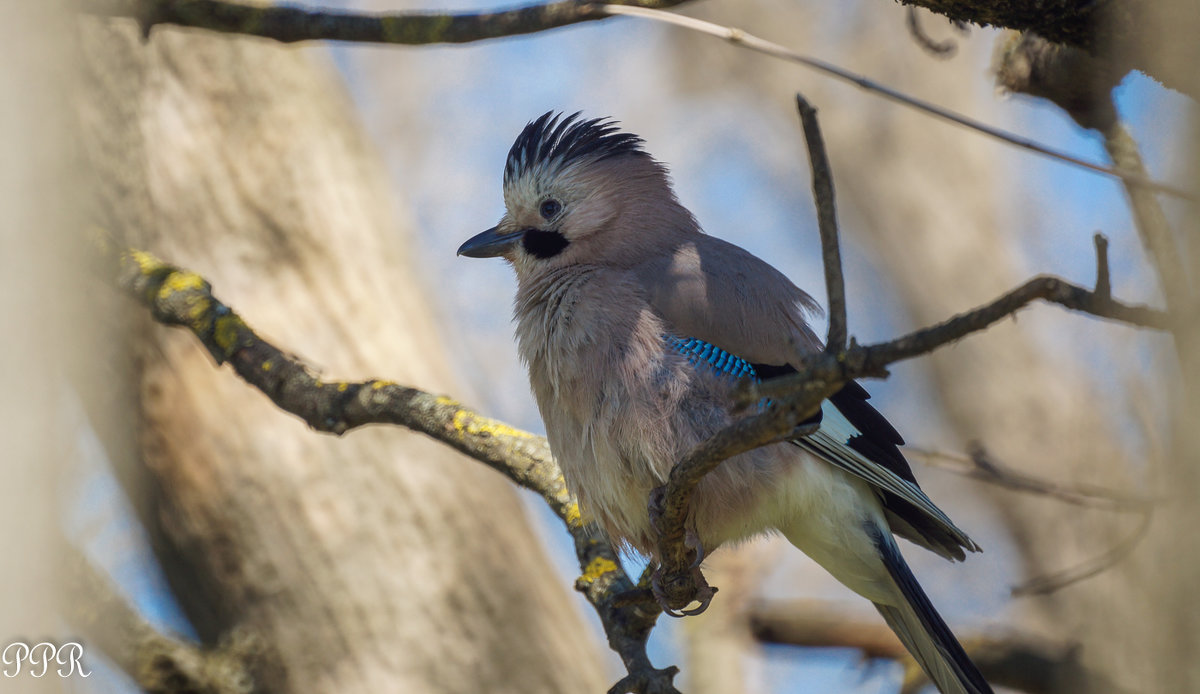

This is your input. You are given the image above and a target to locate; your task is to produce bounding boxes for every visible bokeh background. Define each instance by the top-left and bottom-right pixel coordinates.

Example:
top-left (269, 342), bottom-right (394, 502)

top-left (3, 1), bottom-right (1196, 693)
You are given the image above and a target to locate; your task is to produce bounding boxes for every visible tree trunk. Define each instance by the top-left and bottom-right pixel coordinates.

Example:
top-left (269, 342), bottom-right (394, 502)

top-left (0, 5), bottom-right (80, 693)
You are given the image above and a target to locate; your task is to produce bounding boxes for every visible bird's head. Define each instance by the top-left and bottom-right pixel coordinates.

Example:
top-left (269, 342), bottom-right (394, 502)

top-left (458, 111), bottom-right (695, 275)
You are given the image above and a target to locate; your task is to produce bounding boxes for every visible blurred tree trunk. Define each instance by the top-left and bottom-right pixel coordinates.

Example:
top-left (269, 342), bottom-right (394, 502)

top-left (0, 4), bottom-right (78, 693)
top-left (75, 18), bottom-right (605, 693)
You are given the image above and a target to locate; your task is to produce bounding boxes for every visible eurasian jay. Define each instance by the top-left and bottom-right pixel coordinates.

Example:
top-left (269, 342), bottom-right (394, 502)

top-left (458, 112), bottom-right (992, 694)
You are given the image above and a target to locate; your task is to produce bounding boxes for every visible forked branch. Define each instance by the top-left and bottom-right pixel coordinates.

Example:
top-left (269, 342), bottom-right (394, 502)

top-left (646, 96), bottom-right (1170, 613)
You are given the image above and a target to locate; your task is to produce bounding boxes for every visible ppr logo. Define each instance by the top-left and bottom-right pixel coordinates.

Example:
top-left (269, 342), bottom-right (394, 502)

top-left (2, 641), bottom-right (91, 678)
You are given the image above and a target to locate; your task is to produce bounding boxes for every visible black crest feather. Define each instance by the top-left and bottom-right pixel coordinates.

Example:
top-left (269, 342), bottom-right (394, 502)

top-left (504, 111), bottom-right (647, 185)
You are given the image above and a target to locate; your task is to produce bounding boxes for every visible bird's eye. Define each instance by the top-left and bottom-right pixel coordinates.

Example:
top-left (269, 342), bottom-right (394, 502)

top-left (539, 199), bottom-right (562, 220)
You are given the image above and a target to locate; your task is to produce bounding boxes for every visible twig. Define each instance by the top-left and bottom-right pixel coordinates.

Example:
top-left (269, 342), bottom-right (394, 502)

top-left (993, 32), bottom-right (1189, 315)
top-left (654, 253), bottom-right (1167, 610)
top-left (600, 4), bottom-right (1194, 201)
top-left (905, 7), bottom-right (958, 58)
top-left (1011, 509), bottom-right (1153, 597)
top-left (744, 270), bottom-right (1169, 407)
top-left (748, 598), bottom-right (1133, 694)
top-left (81, 0), bottom-right (1193, 198)
top-left (109, 245), bottom-right (676, 694)
top-left (648, 375), bottom-right (834, 612)
top-left (1102, 122), bottom-right (1190, 314)
top-left (903, 445), bottom-right (1157, 511)
top-left (66, 548), bottom-right (258, 693)
top-left (81, 0), bottom-right (694, 44)
top-left (1094, 233), bottom-right (1111, 301)
top-left (795, 94), bottom-right (847, 352)
top-left (78, 1), bottom-right (1193, 198)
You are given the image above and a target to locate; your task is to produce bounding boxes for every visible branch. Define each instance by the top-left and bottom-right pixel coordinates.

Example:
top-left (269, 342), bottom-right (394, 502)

top-left (748, 599), bottom-right (1133, 694)
top-left (1102, 122), bottom-right (1189, 316)
top-left (904, 444), bottom-right (1158, 512)
top-left (1011, 508), bottom-right (1153, 597)
top-left (648, 374), bottom-right (835, 612)
top-left (747, 267), bottom-right (1168, 409)
top-left (81, 0), bottom-right (693, 44)
top-left (898, 0), bottom-right (1192, 98)
top-left (601, 5), bottom-right (1195, 201)
top-left (650, 237), bottom-right (1168, 611)
top-left (905, 7), bottom-right (962, 58)
top-left (1093, 233), bottom-right (1111, 301)
top-left (994, 31), bottom-right (1190, 329)
top-left (109, 245), bottom-right (677, 694)
top-left (108, 238), bottom-right (1168, 676)
top-left (66, 548), bottom-right (258, 693)
top-left (795, 94), bottom-right (848, 352)
top-left (80, 0), bottom-right (1194, 197)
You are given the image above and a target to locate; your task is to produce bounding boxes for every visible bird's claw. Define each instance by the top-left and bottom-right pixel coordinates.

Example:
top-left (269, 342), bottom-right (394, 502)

top-left (650, 560), bottom-right (717, 617)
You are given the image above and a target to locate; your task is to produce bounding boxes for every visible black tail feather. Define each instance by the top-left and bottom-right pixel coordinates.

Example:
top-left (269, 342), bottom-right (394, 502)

top-left (870, 525), bottom-right (993, 694)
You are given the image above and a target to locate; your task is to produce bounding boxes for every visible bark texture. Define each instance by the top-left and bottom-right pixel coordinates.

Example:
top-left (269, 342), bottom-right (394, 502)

top-left (75, 17), bottom-right (605, 693)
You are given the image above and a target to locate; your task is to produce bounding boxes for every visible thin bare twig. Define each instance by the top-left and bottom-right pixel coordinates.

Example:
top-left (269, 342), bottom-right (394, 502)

top-left (1102, 122), bottom-right (1190, 313)
top-left (82, 0), bottom-right (694, 44)
top-left (1094, 233), bottom-right (1112, 300)
top-left (600, 4), bottom-right (1194, 201)
top-left (903, 445), bottom-right (1157, 511)
top-left (905, 7), bottom-right (959, 58)
top-left (81, 1), bottom-right (1192, 199)
top-left (744, 268), bottom-right (1169, 408)
top-left (109, 245), bottom-right (676, 694)
top-left (749, 598), bottom-right (1133, 694)
top-left (1011, 509), bottom-right (1153, 597)
top-left (795, 94), bottom-right (847, 352)
top-left (904, 441), bottom-right (1158, 597)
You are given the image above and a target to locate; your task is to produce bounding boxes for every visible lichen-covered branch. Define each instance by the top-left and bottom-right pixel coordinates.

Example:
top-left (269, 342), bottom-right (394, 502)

top-left (111, 245), bottom-right (677, 694)
top-left (108, 229), bottom-right (1169, 678)
top-left (81, 0), bottom-right (692, 45)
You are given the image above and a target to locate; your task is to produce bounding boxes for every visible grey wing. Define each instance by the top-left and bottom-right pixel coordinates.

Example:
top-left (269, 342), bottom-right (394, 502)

top-left (632, 234), bottom-right (822, 368)
top-left (638, 233), bottom-right (977, 560)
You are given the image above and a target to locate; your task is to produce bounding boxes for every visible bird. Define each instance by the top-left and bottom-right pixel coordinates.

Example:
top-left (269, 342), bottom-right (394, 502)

top-left (457, 111), bottom-right (992, 694)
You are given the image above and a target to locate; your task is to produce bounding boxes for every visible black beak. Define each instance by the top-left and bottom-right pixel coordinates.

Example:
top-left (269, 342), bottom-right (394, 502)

top-left (457, 226), bottom-right (525, 258)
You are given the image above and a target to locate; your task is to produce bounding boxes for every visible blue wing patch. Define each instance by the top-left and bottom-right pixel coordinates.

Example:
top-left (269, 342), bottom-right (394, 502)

top-left (665, 335), bottom-right (976, 559)
top-left (665, 335), bottom-right (759, 381)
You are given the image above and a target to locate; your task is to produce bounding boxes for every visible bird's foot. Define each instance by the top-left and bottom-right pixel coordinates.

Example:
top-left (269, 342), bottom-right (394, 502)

top-left (651, 532), bottom-right (716, 618)
top-left (646, 488), bottom-right (717, 616)
top-left (650, 563), bottom-right (716, 617)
